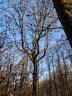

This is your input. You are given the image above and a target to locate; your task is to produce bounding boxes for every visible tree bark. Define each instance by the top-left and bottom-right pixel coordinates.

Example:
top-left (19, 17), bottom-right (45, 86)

top-left (52, 0), bottom-right (72, 47)
top-left (33, 61), bottom-right (38, 96)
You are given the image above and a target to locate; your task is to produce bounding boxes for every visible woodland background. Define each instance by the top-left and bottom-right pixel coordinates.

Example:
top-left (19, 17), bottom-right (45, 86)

top-left (0, 0), bottom-right (72, 96)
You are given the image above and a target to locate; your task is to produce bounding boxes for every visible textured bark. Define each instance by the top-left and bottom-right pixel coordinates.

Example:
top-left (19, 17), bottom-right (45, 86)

top-left (52, 0), bottom-right (72, 47)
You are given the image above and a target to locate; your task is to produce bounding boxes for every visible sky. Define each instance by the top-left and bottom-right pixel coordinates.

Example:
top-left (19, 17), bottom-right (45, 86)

top-left (0, 0), bottom-right (72, 80)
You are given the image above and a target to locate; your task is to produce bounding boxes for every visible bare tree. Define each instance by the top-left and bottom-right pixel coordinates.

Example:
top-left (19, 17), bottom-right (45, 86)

top-left (0, 0), bottom-right (57, 96)
top-left (1, 0), bottom-right (70, 96)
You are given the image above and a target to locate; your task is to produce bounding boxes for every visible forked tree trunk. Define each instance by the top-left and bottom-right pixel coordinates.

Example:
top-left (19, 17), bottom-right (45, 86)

top-left (52, 0), bottom-right (72, 47)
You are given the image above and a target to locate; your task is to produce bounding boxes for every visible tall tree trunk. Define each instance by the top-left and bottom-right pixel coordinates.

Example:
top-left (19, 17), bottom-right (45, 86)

top-left (52, 0), bottom-right (72, 47)
top-left (33, 61), bottom-right (37, 96)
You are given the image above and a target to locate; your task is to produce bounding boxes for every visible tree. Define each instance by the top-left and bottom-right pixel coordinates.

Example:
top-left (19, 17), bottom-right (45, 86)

top-left (1, 0), bottom-right (72, 96)
top-left (0, 0), bottom-right (57, 96)
top-left (46, 39), bottom-right (72, 96)
top-left (52, 0), bottom-right (72, 47)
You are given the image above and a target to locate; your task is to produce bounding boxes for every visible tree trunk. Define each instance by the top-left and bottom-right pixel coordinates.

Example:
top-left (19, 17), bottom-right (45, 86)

top-left (33, 61), bottom-right (37, 96)
top-left (52, 0), bottom-right (72, 47)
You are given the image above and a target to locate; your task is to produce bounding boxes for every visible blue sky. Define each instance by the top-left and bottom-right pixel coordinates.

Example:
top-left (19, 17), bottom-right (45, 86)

top-left (0, 0), bottom-right (72, 80)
